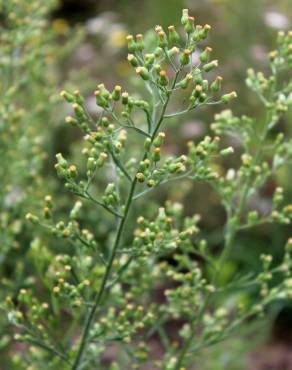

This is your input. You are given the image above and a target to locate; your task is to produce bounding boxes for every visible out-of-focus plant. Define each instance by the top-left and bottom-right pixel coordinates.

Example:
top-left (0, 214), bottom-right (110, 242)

top-left (0, 0), bottom-right (59, 299)
top-left (3, 8), bottom-right (292, 370)
top-left (0, 0), bottom-right (83, 365)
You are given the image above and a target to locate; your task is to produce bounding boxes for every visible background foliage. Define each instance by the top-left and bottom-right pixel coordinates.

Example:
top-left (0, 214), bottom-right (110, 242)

top-left (0, 0), bottom-right (291, 369)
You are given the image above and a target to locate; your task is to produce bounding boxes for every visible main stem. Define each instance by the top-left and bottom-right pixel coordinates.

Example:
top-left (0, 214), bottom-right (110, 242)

top-left (71, 72), bottom-right (180, 370)
top-left (71, 178), bottom-right (137, 370)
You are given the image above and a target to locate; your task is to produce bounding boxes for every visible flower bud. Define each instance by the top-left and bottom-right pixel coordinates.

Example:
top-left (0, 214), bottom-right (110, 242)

top-left (159, 70), bottom-right (169, 86)
top-left (98, 83), bottom-right (110, 99)
top-left (211, 76), bottom-right (223, 92)
top-left (180, 48), bottom-right (191, 66)
top-left (157, 31), bottom-right (168, 48)
top-left (95, 90), bottom-right (108, 108)
top-left (167, 47), bottom-right (179, 59)
top-left (168, 25), bottom-right (180, 46)
top-left (145, 53), bottom-right (155, 69)
top-left (87, 157), bottom-right (96, 172)
top-left (184, 16), bottom-right (195, 34)
top-left (65, 115), bottom-right (78, 126)
top-left (97, 152), bottom-right (108, 167)
top-left (154, 47), bottom-right (163, 58)
top-left (179, 73), bottom-right (193, 89)
top-left (181, 9), bottom-right (189, 26)
top-left (74, 90), bottom-right (84, 105)
top-left (153, 148), bottom-right (161, 162)
top-left (68, 165), bottom-right (78, 178)
top-left (25, 213), bottom-right (39, 224)
top-left (203, 60), bottom-right (218, 72)
top-left (121, 92), bottom-right (129, 105)
top-left (220, 147), bottom-right (234, 156)
top-left (126, 35), bottom-right (136, 52)
top-left (72, 103), bottom-right (86, 120)
top-left (112, 85), bottom-right (122, 101)
top-left (199, 24), bottom-right (211, 39)
top-left (136, 172), bottom-right (145, 183)
top-left (60, 90), bottom-right (74, 102)
top-left (56, 153), bottom-right (68, 168)
top-left (144, 138), bottom-right (151, 150)
top-left (153, 132), bottom-right (166, 147)
top-left (221, 91), bottom-right (237, 103)
top-left (200, 47), bottom-right (212, 63)
top-left (136, 67), bottom-right (150, 80)
top-left (136, 34), bottom-right (144, 51)
top-left (192, 84), bottom-right (203, 98)
top-left (127, 54), bottom-right (139, 67)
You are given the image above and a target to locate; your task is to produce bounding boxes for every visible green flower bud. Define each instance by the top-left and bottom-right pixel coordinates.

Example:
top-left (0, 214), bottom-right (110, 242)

top-left (111, 85), bottom-right (122, 101)
top-left (144, 138), bottom-right (151, 150)
top-left (220, 147), bottom-right (234, 156)
top-left (56, 153), bottom-right (68, 168)
top-left (184, 16), bottom-right (195, 34)
top-left (101, 117), bottom-right (110, 127)
top-left (95, 90), bottom-right (108, 108)
top-left (203, 60), bottom-right (218, 72)
top-left (72, 103), bottom-right (86, 120)
top-left (70, 201), bottom-right (82, 220)
top-left (97, 152), bottom-right (108, 167)
top-left (202, 79), bottom-right (209, 92)
top-left (154, 47), bottom-right (163, 58)
top-left (154, 64), bottom-right (162, 74)
top-left (68, 165), bottom-right (78, 178)
top-left (221, 91), bottom-right (237, 103)
top-left (126, 34), bottom-right (136, 52)
top-left (127, 54), bottom-right (139, 67)
top-left (180, 48), bottom-right (191, 66)
top-left (136, 34), bottom-right (144, 51)
top-left (199, 24), bottom-right (211, 39)
top-left (200, 47), bottom-right (212, 63)
top-left (136, 172), bottom-right (145, 183)
top-left (87, 157), bottom-right (96, 172)
top-left (74, 90), bottom-right (84, 105)
top-left (145, 53), bottom-right (155, 69)
top-left (192, 84), bottom-right (203, 98)
top-left (25, 213), bottom-right (39, 224)
top-left (211, 76), bottom-right (223, 92)
top-left (157, 30), bottom-right (168, 48)
top-left (65, 115), bottom-right (78, 126)
top-left (179, 73), bottom-right (193, 89)
top-left (119, 93), bottom-right (128, 106)
top-left (60, 90), bottom-right (74, 102)
top-left (181, 9), bottom-right (189, 26)
top-left (159, 70), bottom-right (169, 86)
top-left (136, 67), bottom-right (150, 80)
top-left (167, 46), bottom-right (179, 59)
top-left (147, 179), bottom-right (156, 187)
top-left (168, 25), bottom-right (180, 46)
top-left (153, 132), bottom-right (165, 147)
top-left (105, 183), bottom-right (115, 195)
top-left (153, 148), bottom-right (161, 162)
top-left (98, 84), bottom-right (110, 99)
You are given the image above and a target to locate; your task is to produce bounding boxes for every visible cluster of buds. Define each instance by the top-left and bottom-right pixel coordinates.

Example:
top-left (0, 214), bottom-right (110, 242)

top-left (211, 109), bottom-right (254, 149)
top-left (6, 290), bottom-right (50, 338)
top-left (269, 31), bottom-right (292, 68)
top-left (90, 303), bottom-right (155, 345)
top-left (163, 261), bottom-right (213, 319)
top-left (131, 205), bottom-right (200, 257)
top-left (123, 8), bottom-right (236, 114)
